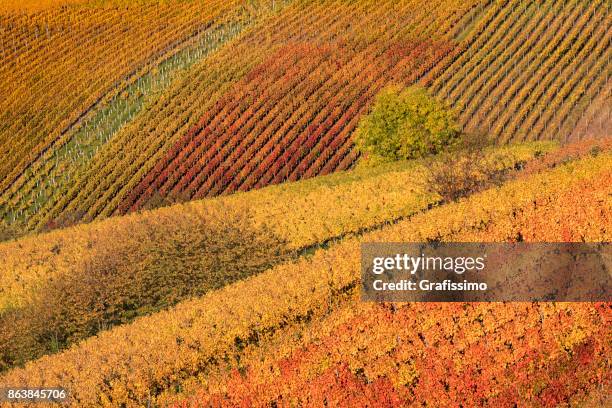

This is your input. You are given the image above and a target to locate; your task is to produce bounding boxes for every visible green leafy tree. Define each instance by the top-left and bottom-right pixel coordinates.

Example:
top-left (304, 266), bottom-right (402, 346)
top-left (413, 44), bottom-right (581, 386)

top-left (355, 85), bottom-right (459, 163)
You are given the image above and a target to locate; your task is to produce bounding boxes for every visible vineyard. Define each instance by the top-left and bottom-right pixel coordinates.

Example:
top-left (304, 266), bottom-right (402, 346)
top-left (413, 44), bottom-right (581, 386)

top-left (0, 0), bottom-right (279, 194)
top-left (0, 0), bottom-right (610, 406)
top-left (1, 0), bottom-right (485, 233)
top-left (177, 303), bottom-right (609, 407)
top-left (0, 145), bottom-right (609, 406)
top-left (0, 143), bottom-right (542, 370)
top-left (0, 0), bottom-right (287, 231)
top-left (0, 0), bottom-right (608, 234)
top-left (427, 0), bottom-right (611, 143)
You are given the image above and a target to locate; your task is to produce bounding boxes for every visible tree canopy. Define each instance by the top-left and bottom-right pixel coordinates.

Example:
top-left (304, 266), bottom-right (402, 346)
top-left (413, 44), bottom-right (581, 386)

top-left (355, 85), bottom-right (459, 163)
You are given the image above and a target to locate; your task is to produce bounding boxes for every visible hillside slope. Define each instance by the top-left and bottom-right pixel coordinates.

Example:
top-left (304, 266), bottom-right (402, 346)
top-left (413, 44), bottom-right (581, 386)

top-left (0, 0), bottom-right (609, 406)
top-left (0, 0), bottom-right (278, 194)
top-left (1, 147), bottom-right (609, 406)
top-left (29, 0), bottom-right (477, 230)
top-left (0, 0), bottom-right (608, 236)
top-left (427, 0), bottom-right (611, 143)
top-left (0, 0), bottom-right (481, 233)
top-left (0, 0), bottom-right (285, 232)
top-left (0, 143), bottom-right (543, 370)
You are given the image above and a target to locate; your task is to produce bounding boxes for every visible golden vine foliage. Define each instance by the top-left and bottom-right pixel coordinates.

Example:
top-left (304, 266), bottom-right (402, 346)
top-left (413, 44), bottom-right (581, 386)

top-left (1, 0), bottom-right (608, 233)
top-left (0, 206), bottom-right (292, 371)
top-left (0, 1), bottom-right (87, 12)
top-left (0, 143), bottom-right (539, 311)
top-left (0, 149), bottom-right (608, 407)
top-left (0, 1), bottom-right (170, 11)
top-left (164, 149), bottom-right (612, 406)
top-left (0, 0), bottom-right (264, 194)
top-left (0, 142), bottom-right (541, 374)
top-left (427, 0), bottom-right (611, 142)
top-left (21, 0), bottom-right (484, 230)
top-left (0, 144), bottom-right (540, 371)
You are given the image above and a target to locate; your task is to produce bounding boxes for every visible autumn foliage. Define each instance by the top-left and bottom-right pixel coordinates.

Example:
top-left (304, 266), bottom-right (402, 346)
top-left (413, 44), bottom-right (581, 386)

top-left (0, 1), bottom-right (609, 406)
top-left (0, 149), bottom-right (608, 407)
top-left (0, 0), bottom-right (257, 195)
top-left (17, 0), bottom-right (482, 230)
top-left (428, 0), bottom-right (610, 142)
top-left (0, 144), bottom-right (537, 372)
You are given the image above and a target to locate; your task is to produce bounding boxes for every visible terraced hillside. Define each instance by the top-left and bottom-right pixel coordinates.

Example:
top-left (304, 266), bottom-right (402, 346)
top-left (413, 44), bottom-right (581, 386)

top-left (0, 142), bottom-right (544, 371)
top-left (0, 0), bottom-right (608, 237)
top-left (0, 141), bottom-right (609, 406)
top-left (427, 0), bottom-right (611, 142)
top-left (0, 0), bottom-right (609, 402)
top-left (0, 0), bottom-right (278, 195)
